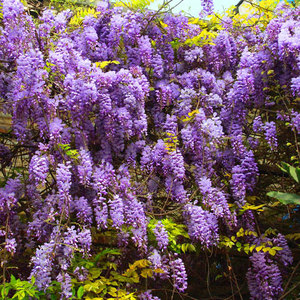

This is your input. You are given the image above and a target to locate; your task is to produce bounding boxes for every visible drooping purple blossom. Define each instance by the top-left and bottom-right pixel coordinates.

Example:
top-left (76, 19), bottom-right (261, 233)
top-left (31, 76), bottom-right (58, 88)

top-left (152, 53), bottom-right (164, 78)
top-left (169, 257), bottom-right (188, 292)
top-left (138, 36), bottom-right (152, 67)
top-left (0, 188), bottom-right (17, 214)
top-left (29, 154), bottom-right (49, 184)
top-left (77, 149), bottom-right (93, 186)
top-left (0, 1), bottom-right (298, 298)
top-left (263, 121), bottom-right (278, 150)
top-left (30, 241), bottom-right (55, 290)
top-left (247, 252), bottom-right (283, 300)
top-left (74, 266), bottom-right (88, 282)
top-left (291, 111), bottom-right (300, 133)
top-left (132, 226), bottom-right (148, 252)
top-left (198, 177), bottom-right (232, 222)
top-left (230, 165), bottom-right (247, 205)
top-left (56, 162), bottom-right (72, 216)
top-left (273, 234), bottom-right (293, 267)
top-left (253, 116), bottom-right (263, 132)
top-left (139, 290), bottom-right (160, 300)
top-left (5, 238), bottom-right (17, 254)
top-left (200, 0), bottom-right (214, 15)
top-left (185, 47), bottom-right (204, 63)
top-left (94, 200), bottom-right (108, 229)
top-left (109, 194), bottom-right (124, 229)
top-left (92, 161), bottom-right (115, 196)
top-left (49, 118), bottom-right (64, 142)
top-left (78, 228), bottom-right (92, 253)
top-left (73, 197), bottom-right (93, 225)
top-left (56, 162), bottom-right (72, 193)
top-left (153, 221), bottom-right (169, 250)
top-left (184, 204), bottom-right (219, 247)
top-left (3, 0), bottom-right (24, 20)
top-left (57, 272), bottom-right (72, 299)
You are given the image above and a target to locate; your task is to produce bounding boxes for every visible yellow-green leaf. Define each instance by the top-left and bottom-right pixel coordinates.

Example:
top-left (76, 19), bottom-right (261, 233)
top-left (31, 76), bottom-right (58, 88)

top-left (268, 249), bottom-right (276, 256)
top-left (140, 268), bottom-right (153, 278)
top-left (256, 246), bottom-right (263, 252)
top-left (263, 247), bottom-right (271, 253)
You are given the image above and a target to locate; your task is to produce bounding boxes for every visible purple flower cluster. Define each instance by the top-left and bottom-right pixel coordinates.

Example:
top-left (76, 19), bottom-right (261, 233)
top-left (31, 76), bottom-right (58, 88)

top-left (5, 238), bottom-right (17, 254)
top-left (73, 197), bottom-right (93, 225)
top-left (273, 234), bottom-right (293, 267)
top-left (29, 154), bottom-right (49, 184)
top-left (56, 162), bottom-right (72, 216)
top-left (198, 176), bottom-right (233, 222)
top-left (30, 241), bottom-right (55, 290)
top-left (77, 149), bottom-right (93, 185)
top-left (109, 194), bottom-right (124, 229)
top-left (0, 0), bottom-right (298, 297)
top-left (139, 290), bottom-right (160, 300)
top-left (30, 226), bottom-right (92, 290)
top-left (263, 121), bottom-right (278, 150)
top-left (200, 0), bottom-right (214, 16)
top-left (153, 221), bottom-right (169, 250)
top-left (56, 272), bottom-right (72, 299)
top-left (247, 252), bottom-right (283, 300)
top-left (169, 257), bottom-right (188, 292)
top-left (184, 204), bottom-right (219, 247)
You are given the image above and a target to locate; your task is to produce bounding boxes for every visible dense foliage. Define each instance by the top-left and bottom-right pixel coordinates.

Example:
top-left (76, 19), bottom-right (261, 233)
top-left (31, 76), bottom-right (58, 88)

top-left (0, 0), bottom-right (299, 299)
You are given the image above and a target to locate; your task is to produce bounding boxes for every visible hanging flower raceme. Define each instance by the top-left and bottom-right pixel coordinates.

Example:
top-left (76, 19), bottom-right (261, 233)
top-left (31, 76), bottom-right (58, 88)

top-left (0, 0), bottom-right (298, 298)
top-left (246, 252), bottom-right (283, 300)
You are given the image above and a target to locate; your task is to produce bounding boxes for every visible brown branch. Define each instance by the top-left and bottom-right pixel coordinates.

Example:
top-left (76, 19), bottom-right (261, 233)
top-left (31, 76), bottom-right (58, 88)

top-left (233, 0), bottom-right (246, 15)
top-left (282, 260), bottom-right (300, 296)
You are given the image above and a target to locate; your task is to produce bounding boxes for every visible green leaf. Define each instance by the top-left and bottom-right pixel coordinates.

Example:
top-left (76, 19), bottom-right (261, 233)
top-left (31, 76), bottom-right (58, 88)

top-left (290, 166), bottom-right (300, 183)
top-left (26, 288), bottom-right (37, 297)
top-left (272, 246), bottom-right (283, 251)
top-left (77, 286), bottom-right (84, 299)
top-left (14, 291), bottom-right (25, 300)
top-left (256, 246), bottom-right (263, 252)
top-left (1, 285), bottom-right (10, 298)
top-left (279, 162), bottom-right (291, 173)
top-left (236, 228), bottom-right (244, 237)
top-left (268, 249), bottom-right (276, 256)
top-left (263, 247), bottom-right (271, 253)
top-left (10, 274), bottom-right (17, 285)
top-left (140, 268), bottom-right (153, 278)
top-left (89, 268), bottom-right (102, 279)
top-left (267, 191), bottom-right (300, 205)
top-left (188, 244), bottom-right (196, 252)
top-left (286, 233), bottom-right (300, 241)
top-left (95, 60), bottom-right (120, 69)
top-left (279, 162), bottom-right (300, 183)
top-left (94, 248), bottom-right (121, 262)
top-left (181, 243), bottom-right (188, 253)
top-left (50, 293), bottom-right (57, 300)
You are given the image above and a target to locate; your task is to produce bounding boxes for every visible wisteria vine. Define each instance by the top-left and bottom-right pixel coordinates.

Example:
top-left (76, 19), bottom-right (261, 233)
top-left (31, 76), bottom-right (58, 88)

top-left (0, 0), bottom-right (299, 299)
